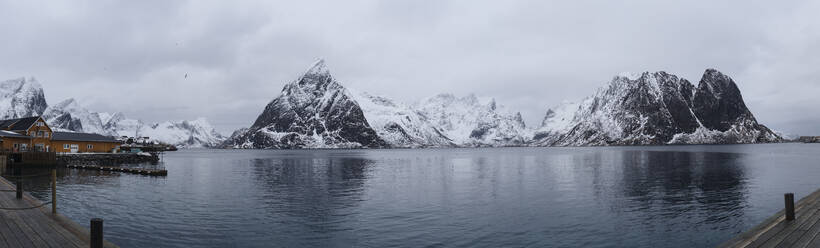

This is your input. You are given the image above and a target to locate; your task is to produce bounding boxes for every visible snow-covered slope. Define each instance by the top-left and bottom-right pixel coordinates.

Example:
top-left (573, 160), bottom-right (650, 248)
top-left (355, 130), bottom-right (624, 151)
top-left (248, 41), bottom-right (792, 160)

top-left (532, 69), bottom-right (781, 146)
top-left (43, 98), bottom-right (110, 135)
top-left (41, 98), bottom-right (225, 147)
top-left (351, 90), bottom-right (454, 148)
top-left (0, 77), bottom-right (47, 119)
top-left (222, 59), bottom-right (387, 149)
top-left (140, 118), bottom-right (226, 148)
top-left (414, 94), bottom-right (529, 147)
top-left (102, 112), bottom-right (145, 137)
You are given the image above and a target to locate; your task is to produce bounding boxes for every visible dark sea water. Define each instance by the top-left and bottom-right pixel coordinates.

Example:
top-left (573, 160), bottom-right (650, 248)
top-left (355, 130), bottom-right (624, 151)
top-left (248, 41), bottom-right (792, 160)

top-left (5, 144), bottom-right (820, 247)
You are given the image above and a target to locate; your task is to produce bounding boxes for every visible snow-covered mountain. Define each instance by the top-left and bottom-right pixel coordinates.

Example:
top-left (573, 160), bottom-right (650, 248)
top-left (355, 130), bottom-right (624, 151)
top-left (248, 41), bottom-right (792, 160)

top-left (414, 94), bottom-right (529, 147)
top-left (532, 69), bottom-right (781, 146)
top-left (3, 66), bottom-right (781, 150)
top-left (0, 76), bottom-right (226, 148)
top-left (43, 98), bottom-right (109, 134)
top-left (140, 118), bottom-right (226, 148)
top-left (351, 90), bottom-right (454, 148)
top-left (0, 77), bottom-right (47, 119)
top-left (222, 59), bottom-right (387, 149)
top-left (100, 112), bottom-right (145, 137)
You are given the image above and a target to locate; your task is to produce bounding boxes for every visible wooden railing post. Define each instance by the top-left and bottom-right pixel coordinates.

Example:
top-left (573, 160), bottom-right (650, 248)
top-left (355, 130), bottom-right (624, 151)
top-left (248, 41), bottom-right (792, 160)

top-left (91, 218), bottom-right (103, 248)
top-left (16, 179), bottom-right (22, 199)
top-left (15, 167), bottom-right (22, 199)
top-left (51, 169), bottom-right (57, 214)
top-left (785, 193), bottom-right (795, 221)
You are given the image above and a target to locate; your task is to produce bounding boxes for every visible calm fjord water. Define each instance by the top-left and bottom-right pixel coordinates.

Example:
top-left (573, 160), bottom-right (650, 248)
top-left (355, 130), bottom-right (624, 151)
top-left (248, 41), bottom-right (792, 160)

top-left (9, 144), bottom-right (820, 247)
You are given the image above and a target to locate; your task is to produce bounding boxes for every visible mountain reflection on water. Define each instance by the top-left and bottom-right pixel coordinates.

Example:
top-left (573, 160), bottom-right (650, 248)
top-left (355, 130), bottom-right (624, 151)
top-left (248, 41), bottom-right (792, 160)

top-left (2, 144), bottom-right (819, 247)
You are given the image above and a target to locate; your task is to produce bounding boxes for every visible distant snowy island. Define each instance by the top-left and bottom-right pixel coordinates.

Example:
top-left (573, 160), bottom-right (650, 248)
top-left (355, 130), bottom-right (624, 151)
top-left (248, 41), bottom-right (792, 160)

top-left (222, 59), bottom-right (781, 149)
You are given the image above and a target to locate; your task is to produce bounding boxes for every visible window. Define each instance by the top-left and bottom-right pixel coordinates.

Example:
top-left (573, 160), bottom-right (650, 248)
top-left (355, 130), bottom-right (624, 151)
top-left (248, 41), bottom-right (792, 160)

top-left (45, 132), bottom-right (49, 138)
top-left (63, 144), bottom-right (69, 149)
top-left (20, 144), bottom-right (28, 151)
top-left (37, 131), bottom-right (44, 137)
top-left (87, 144), bottom-right (94, 149)
top-left (36, 121), bottom-right (44, 126)
top-left (13, 144), bottom-right (18, 149)
top-left (70, 144), bottom-right (79, 149)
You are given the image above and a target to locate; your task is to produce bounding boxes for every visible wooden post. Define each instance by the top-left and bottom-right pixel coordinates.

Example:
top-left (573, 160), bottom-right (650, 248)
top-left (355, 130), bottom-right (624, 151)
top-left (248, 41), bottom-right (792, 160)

top-left (90, 218), bottom-right (103, 248)
top-left (785, 193), bottom-right (795, 221)
top-left (16, 179), bottom-right (22, 199)
top-left (51, 169), bottom-right (57, 214)
top-left (14, 166), bottom-right (22, 199)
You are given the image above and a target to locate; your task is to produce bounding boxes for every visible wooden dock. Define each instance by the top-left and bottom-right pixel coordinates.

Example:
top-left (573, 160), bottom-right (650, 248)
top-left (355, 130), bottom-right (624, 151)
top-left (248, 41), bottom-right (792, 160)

top-left (65, 164), bottom-right (167, 176)
top-left (0, 176), bottom-right (116, 248)
top-left (720, 189), bottom-right (820, 247)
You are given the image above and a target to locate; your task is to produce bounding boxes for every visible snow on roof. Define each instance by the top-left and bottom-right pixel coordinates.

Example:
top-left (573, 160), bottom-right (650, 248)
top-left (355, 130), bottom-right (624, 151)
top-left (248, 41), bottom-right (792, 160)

top-left (0, 130), bottom-right (31, 138)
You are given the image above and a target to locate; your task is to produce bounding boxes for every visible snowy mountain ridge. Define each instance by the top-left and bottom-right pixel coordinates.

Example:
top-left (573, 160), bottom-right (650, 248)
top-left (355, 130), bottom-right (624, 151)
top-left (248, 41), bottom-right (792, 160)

top-left (350, 90), bottom-right (454, 148)
top-left (0, 77), bottom-right (225, 148)
top-left (223, 59), bottom-right (388, 149)
top-left (412, 93), bottom-right (530, 147)
top-left (226, 61), bottom-right (780, 149)
top-left (45, 100), bottom-right (226, 148)
top-left (224, 60), bottom-right (532, 149)
top-left (1, 65), bottom-right (781, 150)
top-left (0, 77), bottom-right (48, 119)
top-left (532, 69), bottom-right (781, 146)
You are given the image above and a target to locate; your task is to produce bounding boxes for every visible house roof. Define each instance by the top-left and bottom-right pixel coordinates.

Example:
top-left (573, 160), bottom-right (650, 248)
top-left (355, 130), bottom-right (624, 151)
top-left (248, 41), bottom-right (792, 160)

top-left (0, 130), bottom-right (31, 139)
top-left (52, 132), bottom-right (120, 143)
top-left (0, 116), bottom-right (42, 131)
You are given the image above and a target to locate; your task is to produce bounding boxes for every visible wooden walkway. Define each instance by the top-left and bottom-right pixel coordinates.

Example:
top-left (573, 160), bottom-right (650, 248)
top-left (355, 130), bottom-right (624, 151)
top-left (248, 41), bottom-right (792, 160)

top-left (720, 189), bottom-right (820, 248)
top-left (0, 176), bottom-right (107, 248)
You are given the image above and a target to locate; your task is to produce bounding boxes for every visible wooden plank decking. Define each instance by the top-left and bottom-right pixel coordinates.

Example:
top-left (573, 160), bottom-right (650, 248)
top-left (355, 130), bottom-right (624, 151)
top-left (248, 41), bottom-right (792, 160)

top-left (0, 176), bottom-right (113, 248)
top-left (720, 189), bottom-right (820, 248)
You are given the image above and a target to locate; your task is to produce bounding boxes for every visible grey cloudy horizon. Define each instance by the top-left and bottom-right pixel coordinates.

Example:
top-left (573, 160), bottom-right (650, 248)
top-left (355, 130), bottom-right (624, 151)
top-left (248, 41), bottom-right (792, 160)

top-left (1, 0), bottom-right (818, 135)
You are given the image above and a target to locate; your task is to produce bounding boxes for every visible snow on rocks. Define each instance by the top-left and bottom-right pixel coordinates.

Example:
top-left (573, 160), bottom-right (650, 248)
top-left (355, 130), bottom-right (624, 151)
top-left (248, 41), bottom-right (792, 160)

top-left (532, 69), bottom-right (781, 146)
top-left (222, 59), bottom-right (388, 149)
top-left (413, 93), bottom-right (530, 147)
top-left (0, 77), bottom-right (47, 119)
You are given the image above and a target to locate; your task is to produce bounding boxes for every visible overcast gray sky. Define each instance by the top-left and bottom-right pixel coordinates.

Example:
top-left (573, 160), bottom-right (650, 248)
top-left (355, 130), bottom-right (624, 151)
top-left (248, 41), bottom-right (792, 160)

top-left (0, 0), bottom-right (818, 135)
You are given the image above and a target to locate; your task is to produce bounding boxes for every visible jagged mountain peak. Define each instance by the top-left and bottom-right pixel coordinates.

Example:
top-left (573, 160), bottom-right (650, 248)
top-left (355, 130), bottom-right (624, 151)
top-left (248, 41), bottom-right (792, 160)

top-left (607, 71), bottom-right (687, 89)
top-left (143, 118), bottom-right (226, 147)
top-left (533, 69), bottom-right (779, 146)
top-left (43, 98), bottom-right (108, 134)
top-left (0, 76), bottom-right (48, 119)
top-left (415, 93), bottom-right (529, 147)
top-left (692, 68), bottom-right (754, 132)
top-left (304, 58), bottom-right (329, 75)
top-left (226, 60), bottom-right (387, 149)
top-left (294, 58), bottom-right (332, 86)
top-left (278, 59), bottom-right (343, 108)
top-left (697, 68), bottom-right (740, 97)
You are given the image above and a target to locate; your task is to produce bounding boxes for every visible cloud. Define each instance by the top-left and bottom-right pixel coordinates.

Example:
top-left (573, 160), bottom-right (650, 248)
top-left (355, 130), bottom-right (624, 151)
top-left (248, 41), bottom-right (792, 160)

top-left (0, 0), bottom-right (817, 134)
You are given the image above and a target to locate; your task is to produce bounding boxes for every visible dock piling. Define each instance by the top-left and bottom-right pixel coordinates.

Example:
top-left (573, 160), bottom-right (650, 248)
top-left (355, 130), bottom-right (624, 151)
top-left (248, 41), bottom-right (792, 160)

top-left (51, 169), bottom-right (57, 214)
top-left (785, 193), bottom-right (795, 221)
top-left (91, 218), bottom-right (103, 248)
top-left (15, 179), bottom-right (22, 199)
top-left (15, 166), bottom-right (22, 199)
